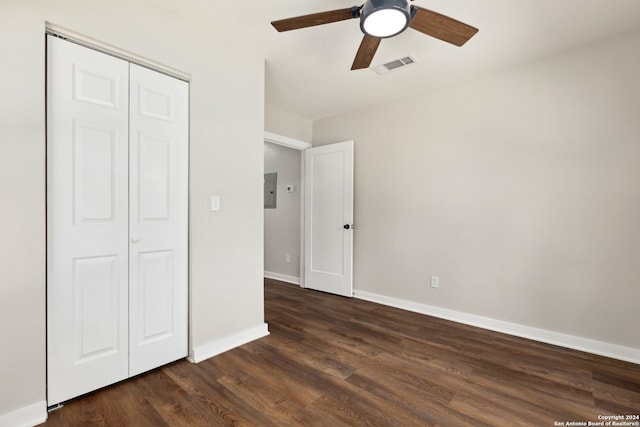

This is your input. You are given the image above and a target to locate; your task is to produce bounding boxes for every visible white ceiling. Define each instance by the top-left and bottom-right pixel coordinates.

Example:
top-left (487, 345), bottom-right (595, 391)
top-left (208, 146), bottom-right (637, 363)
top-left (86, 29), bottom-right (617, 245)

top-left (164, 0), bottom-right (640, 120)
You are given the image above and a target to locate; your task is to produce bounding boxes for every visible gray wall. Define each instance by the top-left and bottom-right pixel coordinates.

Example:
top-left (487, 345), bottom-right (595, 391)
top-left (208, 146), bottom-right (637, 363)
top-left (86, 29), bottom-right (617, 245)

top-left (0, 0), bottom-right (264, 418)
top-left (313, 30), bottom-right (640, 350)
top-left (264, 142), bottom-right (302, 280)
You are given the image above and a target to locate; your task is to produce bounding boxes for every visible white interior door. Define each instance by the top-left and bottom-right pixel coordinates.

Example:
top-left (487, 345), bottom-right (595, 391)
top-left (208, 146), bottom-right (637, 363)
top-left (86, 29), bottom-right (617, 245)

top-left (304, 141), bottom-right (354, 297)
top-left (128, 64), bottom-right (189, 376)
top-left (47, 36), bottom-right (130, 405)
top-left (47, 37), bottom-right (189, 405)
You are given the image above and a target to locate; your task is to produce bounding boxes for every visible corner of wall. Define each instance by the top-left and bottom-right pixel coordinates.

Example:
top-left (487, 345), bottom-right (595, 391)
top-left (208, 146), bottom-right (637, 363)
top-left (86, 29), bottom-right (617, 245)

top-left (0, 401), bottom-right (47, 427)
top-left (188, 323), bottom-right (269, 363)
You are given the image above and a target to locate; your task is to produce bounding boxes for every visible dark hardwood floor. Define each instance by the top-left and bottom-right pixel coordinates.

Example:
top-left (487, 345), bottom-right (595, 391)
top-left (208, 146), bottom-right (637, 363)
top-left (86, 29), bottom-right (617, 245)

top-left (43, 278), bottom-right (640, 426)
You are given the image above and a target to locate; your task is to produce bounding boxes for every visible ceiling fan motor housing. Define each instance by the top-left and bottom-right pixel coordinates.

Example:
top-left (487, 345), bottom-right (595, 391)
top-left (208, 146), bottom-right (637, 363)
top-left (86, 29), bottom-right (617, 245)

top-left (360, 0), bottom-right (411, 38)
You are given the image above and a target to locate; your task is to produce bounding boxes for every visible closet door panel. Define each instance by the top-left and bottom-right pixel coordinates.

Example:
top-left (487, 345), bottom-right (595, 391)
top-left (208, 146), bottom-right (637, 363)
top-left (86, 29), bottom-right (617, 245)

top-left (129, 64), bottom-right (189, 376)
top-left (47, 36), bottom-right (130, 406)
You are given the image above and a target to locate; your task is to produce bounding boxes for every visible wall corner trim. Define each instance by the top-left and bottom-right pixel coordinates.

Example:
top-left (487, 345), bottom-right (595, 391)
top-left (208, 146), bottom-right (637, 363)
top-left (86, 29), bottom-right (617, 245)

top-left (264, 272), bottom-right (301, 285)
top-left (0, 400), bottom-right (47, 427)
top-left (353, 290), bottom-right (640, 365)
top-left (187, 323), bottom-right (269, 363)
top-left (264, 131), bottom-right (311, 150)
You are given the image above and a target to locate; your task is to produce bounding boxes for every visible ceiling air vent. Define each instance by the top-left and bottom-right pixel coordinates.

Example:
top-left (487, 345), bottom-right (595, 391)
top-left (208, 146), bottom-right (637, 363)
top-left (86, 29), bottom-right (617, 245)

top-left (372, 55), bottom-right (417, 75)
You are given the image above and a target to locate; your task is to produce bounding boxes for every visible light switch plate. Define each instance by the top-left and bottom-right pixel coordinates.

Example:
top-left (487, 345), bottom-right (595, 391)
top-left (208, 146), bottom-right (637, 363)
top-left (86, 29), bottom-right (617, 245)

top-left (210, 196), bottom-right (220, 211)
top-left (430, 276), bottom-right (439, 288)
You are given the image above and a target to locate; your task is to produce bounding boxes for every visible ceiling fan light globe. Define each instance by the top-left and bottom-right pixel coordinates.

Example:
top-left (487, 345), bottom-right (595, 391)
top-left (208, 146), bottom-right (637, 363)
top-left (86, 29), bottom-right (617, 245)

top-left (360, 0), bottom-right (411, 38)
top-left (363, 9), bottom-right (407, 37)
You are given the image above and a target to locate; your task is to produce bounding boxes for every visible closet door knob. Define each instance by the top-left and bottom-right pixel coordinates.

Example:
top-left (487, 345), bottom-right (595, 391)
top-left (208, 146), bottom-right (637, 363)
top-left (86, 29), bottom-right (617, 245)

top-left (130, 236), bottom-right (140, 244)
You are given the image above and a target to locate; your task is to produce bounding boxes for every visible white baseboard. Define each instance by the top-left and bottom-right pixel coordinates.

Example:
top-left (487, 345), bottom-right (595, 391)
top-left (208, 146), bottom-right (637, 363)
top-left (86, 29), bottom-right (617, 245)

top-left (0, 400), bottom-right (47, 427)
top-left (264, 271), bottom-right (300, 285)
top-left (354, 290), bottom-right (640, 365)
top-left (187, 323), bottom-right (269, 363)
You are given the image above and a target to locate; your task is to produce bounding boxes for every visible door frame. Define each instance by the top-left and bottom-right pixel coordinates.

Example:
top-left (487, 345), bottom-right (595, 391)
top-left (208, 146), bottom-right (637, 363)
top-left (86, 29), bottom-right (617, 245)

top-left (264, 131), bottom-right (311, 287)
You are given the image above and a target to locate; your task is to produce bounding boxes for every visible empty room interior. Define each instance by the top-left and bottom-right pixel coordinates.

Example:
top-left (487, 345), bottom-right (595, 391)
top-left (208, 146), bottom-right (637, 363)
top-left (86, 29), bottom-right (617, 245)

top-left (1, 0), bottom-right (639, 426)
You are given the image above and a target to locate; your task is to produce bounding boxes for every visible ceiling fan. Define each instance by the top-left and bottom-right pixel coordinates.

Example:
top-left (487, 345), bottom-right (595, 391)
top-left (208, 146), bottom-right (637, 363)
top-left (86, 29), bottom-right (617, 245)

top-left (271, 0), bottom-right (478, 70)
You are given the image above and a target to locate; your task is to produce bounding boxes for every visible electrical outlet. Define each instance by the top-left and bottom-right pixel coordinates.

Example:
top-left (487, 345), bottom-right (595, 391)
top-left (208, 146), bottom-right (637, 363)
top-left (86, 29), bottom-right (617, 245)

top-left (430, 276), bottom-right (439, 288)
top-left (285, 254), bottom-right (291, 263)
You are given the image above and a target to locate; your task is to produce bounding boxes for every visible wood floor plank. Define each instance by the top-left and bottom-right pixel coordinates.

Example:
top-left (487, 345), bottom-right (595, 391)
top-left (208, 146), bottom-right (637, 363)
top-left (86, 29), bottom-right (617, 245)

top-left (45, 377), bottom-right (169, 426)
top-left (345, 369), bottom-right (484, 426)
top-left (449, 390), bottom-right (550, 427)
top-left (467, 369), bottom-right (600, 421)
top-left (41, 279), bottom-right (640, 426)
top-left (214, 346), bottom-right (323, 407)
top-left (216, 371), bottom-right (305, 426)
top-left (134, 367), bottom-right (229, 427)
top-left (262, 333), bottom-right (358, 379)
top-left (298, 378), bottom-right (426, 426)
top-left (592, 382), bottom-right (640, 412)
top-left (161, 360), bottom-right (271, 426)
top-left (593, 369), bottom-right (640, 393)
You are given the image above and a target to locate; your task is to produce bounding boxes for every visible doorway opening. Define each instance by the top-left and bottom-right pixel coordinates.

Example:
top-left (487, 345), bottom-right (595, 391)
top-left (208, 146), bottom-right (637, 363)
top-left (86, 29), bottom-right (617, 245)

top-left (263, 132), bottom-right (355, 297)
top-left (263, 132), bottom-right (310, 287)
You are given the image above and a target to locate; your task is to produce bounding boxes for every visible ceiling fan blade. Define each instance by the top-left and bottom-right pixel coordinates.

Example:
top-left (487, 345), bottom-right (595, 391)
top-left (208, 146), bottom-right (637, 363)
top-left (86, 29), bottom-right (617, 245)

top-left (409, 6), bottom-right (478, 46)
top-left (271, 7), bottom-right (358, 32)
top-left (351, 35), bottom-right (381, 70)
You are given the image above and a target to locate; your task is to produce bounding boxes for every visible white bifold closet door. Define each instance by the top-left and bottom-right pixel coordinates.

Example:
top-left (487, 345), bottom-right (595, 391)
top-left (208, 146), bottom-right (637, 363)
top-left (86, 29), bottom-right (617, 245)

top-left (47, 36), bottom-right (188, 406)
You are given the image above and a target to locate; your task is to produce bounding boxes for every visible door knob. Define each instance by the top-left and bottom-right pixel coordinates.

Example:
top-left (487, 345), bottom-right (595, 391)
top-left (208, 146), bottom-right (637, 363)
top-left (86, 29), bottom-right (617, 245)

top-left (343, 224), bottom-right (354, 230)
top-left (130, 236), bottom-right (140, 244)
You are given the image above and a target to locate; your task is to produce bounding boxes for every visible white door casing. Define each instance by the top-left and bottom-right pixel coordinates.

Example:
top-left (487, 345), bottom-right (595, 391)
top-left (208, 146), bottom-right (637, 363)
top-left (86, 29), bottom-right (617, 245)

top-left (304, 141), bottom-right (354, 297)
top-left (128, 64), bottom-right (189, 376)
top-left (47, 36), bottom-right (189, 405)
top-left (47, 36), bottom-right (130, 405)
